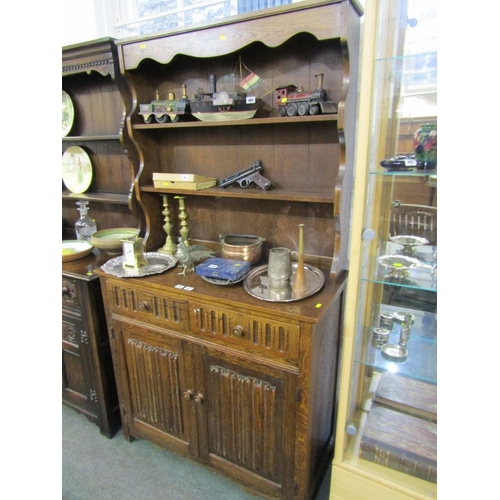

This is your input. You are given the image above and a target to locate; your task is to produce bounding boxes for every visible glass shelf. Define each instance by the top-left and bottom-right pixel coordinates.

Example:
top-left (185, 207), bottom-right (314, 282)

top-left (359, 305), bottom-right (437, 384)
top-left (371, 169), bottom-right (437, 177)
top-left (362, 242), bottom-right (437, 292)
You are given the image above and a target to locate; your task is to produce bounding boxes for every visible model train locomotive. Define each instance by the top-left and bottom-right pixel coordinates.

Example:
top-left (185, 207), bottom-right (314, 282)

top-left (138, 73), bottom-right (336, 123)
top-left (138, 84), bottom-right (190, 123)
top-left (275, 73), bottom-right (337, 117)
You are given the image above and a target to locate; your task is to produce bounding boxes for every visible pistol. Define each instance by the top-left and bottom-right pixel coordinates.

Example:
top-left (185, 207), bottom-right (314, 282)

top-left (219, 160), bottom-right (272, 190)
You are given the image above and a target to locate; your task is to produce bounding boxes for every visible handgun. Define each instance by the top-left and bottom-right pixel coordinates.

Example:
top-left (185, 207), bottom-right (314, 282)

top-left (219, 160), bottom-right (272, 190)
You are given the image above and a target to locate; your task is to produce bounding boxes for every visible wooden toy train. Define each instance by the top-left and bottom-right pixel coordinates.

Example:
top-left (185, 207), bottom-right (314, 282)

top-left (138, 73), bottom-right (336, 123)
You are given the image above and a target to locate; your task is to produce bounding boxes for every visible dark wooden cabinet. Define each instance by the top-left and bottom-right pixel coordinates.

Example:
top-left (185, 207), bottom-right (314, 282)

top-left (62, 252), bottom-right (121, 438)
top-left (62, 39), bottom-right (142, 436)
top-left (62, 37), bottom-right (143, 239)
top-left (98, 266), bottom-right (346, 499)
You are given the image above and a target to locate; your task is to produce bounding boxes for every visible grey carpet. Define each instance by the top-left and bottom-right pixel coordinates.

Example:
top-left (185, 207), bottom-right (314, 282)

top-left (62, 404), bottom-right (332, 500)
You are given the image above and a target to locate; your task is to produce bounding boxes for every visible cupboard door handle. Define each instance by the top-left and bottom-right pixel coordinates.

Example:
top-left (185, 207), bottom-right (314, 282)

top-left (232, 326), bottom-right (244, 338)
top-left (194, 393), bottom-right (204, 404)
top-left (183, 390), bottom-right (193, 400)
top-left (138, 301), bottom-right (150, 311)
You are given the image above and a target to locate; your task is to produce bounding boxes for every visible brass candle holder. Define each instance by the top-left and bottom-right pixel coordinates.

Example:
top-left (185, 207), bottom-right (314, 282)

top-left (158, 194), bottom-right (177, 255)
top-left (175, 195), bottom-right (190, 245)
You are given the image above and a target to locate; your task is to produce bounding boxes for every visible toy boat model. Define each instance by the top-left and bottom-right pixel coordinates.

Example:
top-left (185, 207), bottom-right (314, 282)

top-left (191, 70), bottom-right (262, 122)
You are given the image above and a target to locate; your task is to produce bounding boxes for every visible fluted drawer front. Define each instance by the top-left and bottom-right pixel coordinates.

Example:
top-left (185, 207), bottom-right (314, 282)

top-left (107, 283), bottom-right (189, 331)
top-left (189, 301), bottom-right (300, 364)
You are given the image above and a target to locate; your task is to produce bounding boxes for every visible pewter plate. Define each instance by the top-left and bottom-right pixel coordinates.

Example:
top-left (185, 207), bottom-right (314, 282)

top-left (243, 263), bottom-right (325, 302)
top-left (381, 343), bottom-right (408, 361)
top-left (101, 252), bottom-right (177, 278)
top-left (201, 275), bottom-right (245, 286)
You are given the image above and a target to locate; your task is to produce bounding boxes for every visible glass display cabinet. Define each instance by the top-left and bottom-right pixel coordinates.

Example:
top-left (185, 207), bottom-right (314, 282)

top-left (330, 1), bottom-right (437, 499)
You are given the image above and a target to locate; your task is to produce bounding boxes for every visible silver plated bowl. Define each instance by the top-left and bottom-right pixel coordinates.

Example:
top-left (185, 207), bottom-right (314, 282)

top-left (390, 235), bottom-right (429, 247)
top-left (381, 343), bottom-right (408, 361)
top-left (377, 254), bottom-right (422, 271)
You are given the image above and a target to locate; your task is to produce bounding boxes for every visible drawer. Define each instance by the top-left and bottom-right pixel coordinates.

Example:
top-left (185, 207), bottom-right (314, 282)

top-left (189, 301), bottom-right (300, 365)
top-left (106, 282), bottom-right (190, 332)
top-left (62, 277), bottom-right (81, 316)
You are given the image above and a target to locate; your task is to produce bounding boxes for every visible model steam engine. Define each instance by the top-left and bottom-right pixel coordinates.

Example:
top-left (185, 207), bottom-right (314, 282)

top-left (139, 84), bottom-right (190, 123)
top-left (276, 73), bottom-right (336, 117)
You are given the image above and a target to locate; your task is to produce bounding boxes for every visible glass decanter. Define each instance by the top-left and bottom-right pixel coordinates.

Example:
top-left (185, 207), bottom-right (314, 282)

top-left (75, 201), bottom-right (97, 240)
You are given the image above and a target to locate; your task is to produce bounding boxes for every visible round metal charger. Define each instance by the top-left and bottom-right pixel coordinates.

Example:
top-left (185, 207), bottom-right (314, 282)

top-left (243, 263), bottom-right (325, 302)
top-left (101, 252), bottom-right (177, 278)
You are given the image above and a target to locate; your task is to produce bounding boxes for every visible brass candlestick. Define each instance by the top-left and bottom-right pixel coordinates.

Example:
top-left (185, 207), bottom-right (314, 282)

top-left (175, 195), bottom-right (190, 245)
top-left (292, 223), bottom-right (307, 297)
top-left (158, 194), bottom-right (177, 255)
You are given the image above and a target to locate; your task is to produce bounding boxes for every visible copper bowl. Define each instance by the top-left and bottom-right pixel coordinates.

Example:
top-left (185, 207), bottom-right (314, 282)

top-left (219, 234), bottom-right (264, 265)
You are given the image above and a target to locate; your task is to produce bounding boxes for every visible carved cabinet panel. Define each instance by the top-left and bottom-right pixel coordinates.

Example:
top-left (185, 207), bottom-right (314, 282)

top-left (62, 277), bottom-right (97, 417)
top-left (200, 349), bottom-right (297, 499)
top-left (62, 257), bottom-right (121, 439)
top-left (110, 319), bottom-right (194, 452)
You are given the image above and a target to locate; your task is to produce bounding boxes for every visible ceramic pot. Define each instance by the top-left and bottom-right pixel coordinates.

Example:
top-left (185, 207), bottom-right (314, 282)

top-left (413, 124), bottom-right (437, 169)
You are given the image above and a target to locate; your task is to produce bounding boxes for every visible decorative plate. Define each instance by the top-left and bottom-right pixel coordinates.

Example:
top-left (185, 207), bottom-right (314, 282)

top-left (62, 240), bottom-right (94, 262)
top-left (101, 252), bottom-right (177, 278)
top-left (62, 146), bottom-right (93, 194)
top-left (90, 228), bottom-right (140, 253)
top-left (243, 263), bottom-right (325, 302)
top-left (62, 90), bottom-right (75, 137)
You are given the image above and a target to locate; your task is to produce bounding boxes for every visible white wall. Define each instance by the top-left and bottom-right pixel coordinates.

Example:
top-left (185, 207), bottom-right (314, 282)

top-left (62, 0), bottom-right (99, 46)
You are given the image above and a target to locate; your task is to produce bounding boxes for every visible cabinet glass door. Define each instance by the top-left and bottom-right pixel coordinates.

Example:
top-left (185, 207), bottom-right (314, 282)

top-left (332, 0), bottom-right (437, 498)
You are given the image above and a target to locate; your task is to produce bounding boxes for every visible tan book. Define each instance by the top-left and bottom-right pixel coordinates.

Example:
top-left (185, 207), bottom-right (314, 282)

top-left (374, 372), bottom-right (437, 423)
top-left (359, 404), bottom-right (437, 483)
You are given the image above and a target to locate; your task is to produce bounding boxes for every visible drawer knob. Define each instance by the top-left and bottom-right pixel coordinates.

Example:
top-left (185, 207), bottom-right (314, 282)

top-left (232, 326), bottom-right (244, 338)
top-left (183, 390), bottom-right (193, 400)
top-left (194, 393), bottom-right (204, 404)
top-left (138, 301), bottom-right (150, 311)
